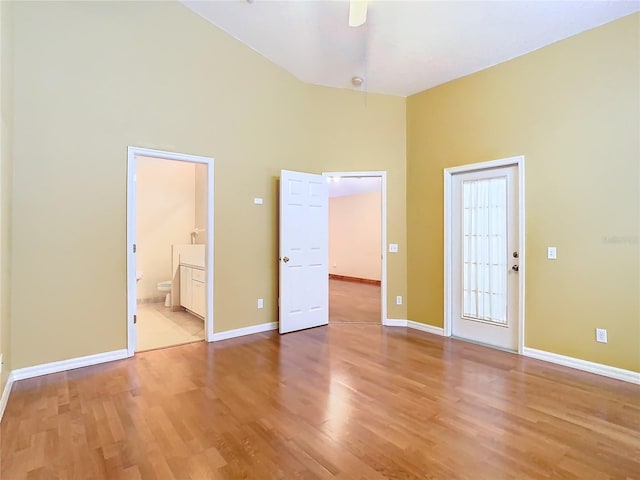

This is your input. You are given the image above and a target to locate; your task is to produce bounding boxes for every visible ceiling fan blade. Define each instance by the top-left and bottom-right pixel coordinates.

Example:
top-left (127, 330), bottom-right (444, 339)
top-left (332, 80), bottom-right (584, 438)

top-left (349, 0), bottom-right (368, 27)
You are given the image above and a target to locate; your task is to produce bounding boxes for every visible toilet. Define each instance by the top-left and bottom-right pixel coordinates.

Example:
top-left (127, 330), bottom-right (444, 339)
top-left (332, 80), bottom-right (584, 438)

top-left (157, 280), bottom-right (172, 307)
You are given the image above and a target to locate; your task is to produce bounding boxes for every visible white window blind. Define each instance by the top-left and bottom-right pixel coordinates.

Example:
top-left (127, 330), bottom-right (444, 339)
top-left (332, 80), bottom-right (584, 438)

top-left (462, 177), bottom-right (507, 325)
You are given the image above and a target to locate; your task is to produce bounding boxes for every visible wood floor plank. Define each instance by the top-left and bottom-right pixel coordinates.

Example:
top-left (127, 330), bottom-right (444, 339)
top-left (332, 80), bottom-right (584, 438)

top-left (329, 278), bottom-right (380, 324)
top-left (2, 324), bottom-right (639, 479)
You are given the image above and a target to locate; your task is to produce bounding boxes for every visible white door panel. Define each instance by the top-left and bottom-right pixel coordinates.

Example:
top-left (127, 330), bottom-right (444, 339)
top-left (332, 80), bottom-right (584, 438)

top-left (279, 170), bottom-right (329, 334)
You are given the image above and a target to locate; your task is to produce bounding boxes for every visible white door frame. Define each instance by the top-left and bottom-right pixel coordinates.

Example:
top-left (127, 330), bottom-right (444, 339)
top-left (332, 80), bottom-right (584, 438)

top-left (443, 156), bottom-right (525, 353)
top-left (127, 146), bottom-right (215, 357)
top-left (322, 171), bottom-right (387, 325)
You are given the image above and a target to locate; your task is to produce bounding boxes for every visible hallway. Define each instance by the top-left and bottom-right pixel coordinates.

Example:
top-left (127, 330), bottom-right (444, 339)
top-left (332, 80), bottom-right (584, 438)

top-left (329, 278), bottom-right (381, 324)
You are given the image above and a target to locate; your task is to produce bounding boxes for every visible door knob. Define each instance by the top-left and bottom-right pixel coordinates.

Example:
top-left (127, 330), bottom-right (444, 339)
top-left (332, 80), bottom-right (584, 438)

top-left (512, 265), bottom-right (519, 272)
top-left (282, 257), bottom-right (290, 263)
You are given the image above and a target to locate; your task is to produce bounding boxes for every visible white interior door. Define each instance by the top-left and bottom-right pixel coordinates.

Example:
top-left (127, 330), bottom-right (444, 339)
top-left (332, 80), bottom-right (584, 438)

top-left (451, 165), bottom-right (519, 350)
top-left (127, 153), bottom-right (138, 355)
top-left (279, 170), bottom-right (329, 334)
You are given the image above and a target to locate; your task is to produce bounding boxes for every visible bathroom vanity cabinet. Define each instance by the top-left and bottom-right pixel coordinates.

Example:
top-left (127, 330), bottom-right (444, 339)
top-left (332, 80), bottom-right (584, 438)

top-left (180, 265), bottom-right (205, 318)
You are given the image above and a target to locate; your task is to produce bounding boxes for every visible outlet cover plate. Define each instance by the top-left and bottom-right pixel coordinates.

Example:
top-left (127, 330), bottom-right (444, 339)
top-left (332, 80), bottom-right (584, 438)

top-left (596, 328), bottom-right (607, 343)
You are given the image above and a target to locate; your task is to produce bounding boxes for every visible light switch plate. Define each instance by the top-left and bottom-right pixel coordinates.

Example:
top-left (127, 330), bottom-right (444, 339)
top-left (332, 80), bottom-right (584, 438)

top-left (389, 244), bottom-right (398, 253)
top-left (396, 296), bottom-right (402, 305)
top-left (257, 298), bottom-right (264, 309)
top-left (254, 197), bottom-right (263, 205)
top-left (596, 328), bottom-right (607, 343)
top-left (547, 247), bottom-right (557, 260)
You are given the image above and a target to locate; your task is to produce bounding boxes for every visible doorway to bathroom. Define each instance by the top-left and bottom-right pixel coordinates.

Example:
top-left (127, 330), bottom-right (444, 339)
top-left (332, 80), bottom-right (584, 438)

top-left (126, 147), bottom-right (214, 356)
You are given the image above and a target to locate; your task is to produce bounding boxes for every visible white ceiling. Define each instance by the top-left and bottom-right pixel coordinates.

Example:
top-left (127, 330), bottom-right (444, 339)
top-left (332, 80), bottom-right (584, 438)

top-left (327, 176), bottom-right (381, 198)
top-left (181, 0), bottom-right (639, 97)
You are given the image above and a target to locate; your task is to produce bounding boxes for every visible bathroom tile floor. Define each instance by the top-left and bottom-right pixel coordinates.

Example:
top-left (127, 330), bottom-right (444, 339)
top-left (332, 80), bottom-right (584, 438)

top-left (136, 302), bottom-right (204, 352)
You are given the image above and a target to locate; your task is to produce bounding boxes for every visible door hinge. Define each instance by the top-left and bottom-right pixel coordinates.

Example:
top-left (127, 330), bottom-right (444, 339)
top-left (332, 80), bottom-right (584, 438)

top-left (133, 244), bottom-right (137, 253)
top-left (133, 314), bottom-right (137, 324)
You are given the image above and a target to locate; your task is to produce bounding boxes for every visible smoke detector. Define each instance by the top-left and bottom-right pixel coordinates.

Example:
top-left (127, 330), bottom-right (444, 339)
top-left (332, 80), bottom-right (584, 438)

top-left (351, 76), bottom-right (364, 88)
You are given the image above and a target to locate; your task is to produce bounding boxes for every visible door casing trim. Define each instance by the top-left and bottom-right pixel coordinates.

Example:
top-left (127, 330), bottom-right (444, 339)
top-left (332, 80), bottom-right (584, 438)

top-left (127, 146), bottom-right (215, 356)
top-left (443, 156), bottom-right (525, 354)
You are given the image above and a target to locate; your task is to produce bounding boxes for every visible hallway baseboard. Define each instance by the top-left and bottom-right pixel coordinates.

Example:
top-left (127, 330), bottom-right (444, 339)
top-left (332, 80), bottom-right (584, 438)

top-left (329, 274), bottom-right (381, 286)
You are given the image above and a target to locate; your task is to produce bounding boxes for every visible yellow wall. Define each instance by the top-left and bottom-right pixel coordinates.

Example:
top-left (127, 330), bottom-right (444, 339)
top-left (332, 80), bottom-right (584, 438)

top-left (10, 1), bottom-right (406, 369)
top-left (136, 157), bottom-right (196, 301)
top-left (2, 0), bottom-right (635, 377)
top-left (0, 0), bottom-right (13, 390)
top-left (330, 191), bottom-right (382, 281)
top-left (307, 87), bottom-right (407, 312)
top-left (407, 14), bottom-right (640, 372)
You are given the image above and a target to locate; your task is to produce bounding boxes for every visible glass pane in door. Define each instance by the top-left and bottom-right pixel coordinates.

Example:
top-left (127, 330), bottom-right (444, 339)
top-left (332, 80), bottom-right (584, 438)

top-left (462, 177), bottom-right (507, 325)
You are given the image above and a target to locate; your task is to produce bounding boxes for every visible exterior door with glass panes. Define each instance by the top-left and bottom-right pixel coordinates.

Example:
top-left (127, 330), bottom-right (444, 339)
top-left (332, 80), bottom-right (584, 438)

top-left (451, 165), bottom-right (519, 351)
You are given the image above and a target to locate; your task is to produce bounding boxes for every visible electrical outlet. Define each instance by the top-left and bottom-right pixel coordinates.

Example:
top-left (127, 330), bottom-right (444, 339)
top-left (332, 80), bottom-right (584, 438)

top-left (596, 328), bottom-right (607, 343)
top-left (547, 247), bottom-right (557, 259)
top-left (257, 298), bottom-right (264, 309)
top-left (396, 295), bottom-right (402, 305)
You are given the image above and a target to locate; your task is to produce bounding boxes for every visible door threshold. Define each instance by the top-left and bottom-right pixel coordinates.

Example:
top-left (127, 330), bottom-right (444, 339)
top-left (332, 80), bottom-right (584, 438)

top-left (451, 335), bottom-right (517, 354)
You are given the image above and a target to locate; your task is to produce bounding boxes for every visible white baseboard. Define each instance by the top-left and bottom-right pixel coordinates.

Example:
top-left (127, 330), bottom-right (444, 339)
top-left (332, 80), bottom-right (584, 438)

top-left (11, 349), bottom-right (129, 382)
top-left (0, 372), bottom-right (14, 423)
top-left (408, 321), bottom-right (445, 336)
top-left (212, 322), bottom-right (278, 342)
top-left (523, 347), bottom-right (640, 385)
top-left (383, 319), bottom-right (445, 336)
top-left (383, 318), bottom-right (408, 327)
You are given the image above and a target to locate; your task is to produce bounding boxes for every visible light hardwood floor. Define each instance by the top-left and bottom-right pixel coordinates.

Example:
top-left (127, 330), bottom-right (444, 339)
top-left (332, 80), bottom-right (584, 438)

top-left (2, 325), bottom-right (639, 479)
top-left (329, 278), bottom-right (381, 324)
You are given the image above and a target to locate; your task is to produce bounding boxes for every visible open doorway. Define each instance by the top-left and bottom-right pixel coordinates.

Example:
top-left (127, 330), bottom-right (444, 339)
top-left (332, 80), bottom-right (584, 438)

top-left (324, 172), bottom-right (386, 325)
top-left (127, 147), bottom-right (214, 356)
